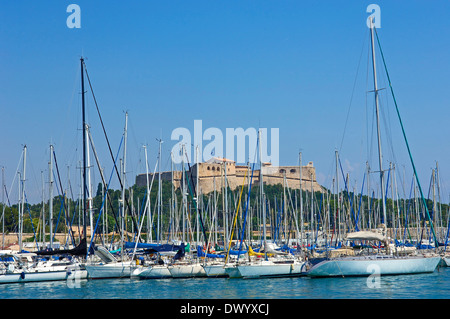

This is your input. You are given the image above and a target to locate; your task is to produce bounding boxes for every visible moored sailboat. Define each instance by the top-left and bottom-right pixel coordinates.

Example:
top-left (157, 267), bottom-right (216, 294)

top-left (307, 17), bottom-right (441, 277)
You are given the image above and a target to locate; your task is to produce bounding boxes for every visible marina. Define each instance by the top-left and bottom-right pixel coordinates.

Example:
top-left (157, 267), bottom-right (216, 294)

top-left (1, 2), bottom-right (449, 305)
top-left (0, 266), bottom-right (449, 299)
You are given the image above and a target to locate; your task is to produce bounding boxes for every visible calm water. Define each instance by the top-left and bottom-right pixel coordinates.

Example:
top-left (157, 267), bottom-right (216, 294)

top-left (1, 267), bottom-right (449, 300)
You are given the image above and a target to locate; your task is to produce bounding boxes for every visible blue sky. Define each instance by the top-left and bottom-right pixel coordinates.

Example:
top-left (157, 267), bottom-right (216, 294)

top-left (1, 1), bottom-right (449, 204)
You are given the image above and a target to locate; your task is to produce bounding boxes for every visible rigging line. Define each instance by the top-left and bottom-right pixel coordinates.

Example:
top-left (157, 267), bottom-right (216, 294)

top-left (52, 149), bottom-right (75, 246)
top-left (374, 28), bottom-right (438, 246)
top-left (339, 30), bottom-right (368, 153)
top-left (23, 192), bottom-right (39, 250)
top-left (83, 62), bottom-right (140, 238)
top-left (58, 64), bottom-right (81, 163)
top-left (88, 135), bottom-right (124, 258)
top-left (8, 151), bottom-right (23, 202)
top-left (88, 129), bottom-right (122, 238)
top-left (338, 157), bottom-right (358, 231)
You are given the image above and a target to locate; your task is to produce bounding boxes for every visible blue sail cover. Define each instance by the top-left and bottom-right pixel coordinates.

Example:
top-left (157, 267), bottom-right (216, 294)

top-left (124, 242), bottom-right (183, 252)
top-left (228, 249), bottom-right (248, 255)
top-left (197, 246), bottom-right (225, 258)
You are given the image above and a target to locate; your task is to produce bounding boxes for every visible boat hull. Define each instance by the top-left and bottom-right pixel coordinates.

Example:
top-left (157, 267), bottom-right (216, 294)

top-left (307, 256), bottom-right (441, 277)
top-left (132, 265), bottom-right (172, 279)
top-left (168, 263), bottom-right (206, 278)
top-left (202, 262), bottom-right (230, 278)
top-left (237, 261), bottom-right (306, 278)
top-left (86, 261), bottom-right (133, 279)
top-left (0, 266), bottom-right (87, 284)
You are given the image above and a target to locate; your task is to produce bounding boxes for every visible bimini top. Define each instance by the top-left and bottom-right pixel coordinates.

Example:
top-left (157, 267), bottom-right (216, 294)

top-left (345, 230), bottom-right (386, 242)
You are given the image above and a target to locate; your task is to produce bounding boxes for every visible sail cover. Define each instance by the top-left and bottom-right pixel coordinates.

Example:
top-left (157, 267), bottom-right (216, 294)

top-left (345, 231), bottom-right (386, 242)
top-left (35, 239), bottom-right (88, 256)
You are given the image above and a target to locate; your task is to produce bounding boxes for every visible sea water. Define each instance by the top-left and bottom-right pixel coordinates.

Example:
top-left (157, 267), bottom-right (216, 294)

top-left (0, 266), bottom-right (448, 299)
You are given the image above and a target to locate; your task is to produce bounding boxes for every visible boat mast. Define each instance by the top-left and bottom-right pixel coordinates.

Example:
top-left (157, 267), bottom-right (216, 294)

top-left (182, 144), bottom-right (186, 243)
top-left (144, 145), bottom-right (151, 243)
top-left (86, 125), bottom-right (94, 244)
top-left (49, 144), bottom-right (54, 249)
top-left (258, 129), bottom-right (266, 248)
top-left (195, 145), bottom-right (199, 246)
top-left (19, 145), bottom-right (27, 253)
top-left (171, 151), bottom-right (175, 243)
top-left (121, 112), bottom-right (128, 258)
top-left (81, 57), bottom-right (87, 248)
top-left (157, 138), bottom-right (162, 243)
top-left (2, 167), bottom-right (5, 249)
top-left (369, 17), bottom-right (388, 230)
top-left (299, 152), bottom-right (304, 251)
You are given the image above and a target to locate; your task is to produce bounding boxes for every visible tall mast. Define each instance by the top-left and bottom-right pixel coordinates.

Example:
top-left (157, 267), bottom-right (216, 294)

top-left (181, 144), bottom-right (186, 243)
top-left (86, 125), bottom-right (94, 243)
top-left (258, 129), bottom-right (266, 246)
top-left (2, 167), bottom-right (5, 249)
top-left (195, 145), bottom-right (199, 245)
top-left (121, 112), bottom-right (128, 258)
top-left (369, 17), bottom-right (387, 230)
top-left (49, 144), bottom-right (54, 249)
top-left (81, 57), bottom-right (87, 247)
top-left (19, 145), bottom-right (27, 252)
top-left (144, 145), bottom-right (151, 243)
top-left (171, 151), bottom-right (175, 243)
top-left (157, 138), bottom-right (163, 243)
top-left (335, 150), bottom-right (341, 243)
top-left (224, 158), bottom-right (228, 247)
top-left (299, 152), bottom-right (304, 250)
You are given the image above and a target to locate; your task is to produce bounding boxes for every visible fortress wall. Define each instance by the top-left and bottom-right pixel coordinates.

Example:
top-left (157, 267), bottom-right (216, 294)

top-left (135, 161), bottom-right (324, 194)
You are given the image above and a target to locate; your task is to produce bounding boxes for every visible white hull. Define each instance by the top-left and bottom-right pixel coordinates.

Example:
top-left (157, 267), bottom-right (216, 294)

top-left (168, 262), bottom-right (206, 278)
top-left (132, 265), bottom-right (172, 279)
top-left (236, 260), bottom-right (306, 278)
top-left (86, 261), bottom-right (133, 279)
top-left (307, 255), bottom-right (441, 277)
top-left (0, 264), bottom-right (87, 284)
top-left (202, 262), bottom-right (230, 277)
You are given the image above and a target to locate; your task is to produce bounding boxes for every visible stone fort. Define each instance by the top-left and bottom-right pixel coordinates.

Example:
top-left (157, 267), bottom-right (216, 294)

top-left (135, 157), bottom-right (323, 194)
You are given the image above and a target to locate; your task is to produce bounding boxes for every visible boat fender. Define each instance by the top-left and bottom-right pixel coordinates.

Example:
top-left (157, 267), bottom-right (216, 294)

top-left (20, 272), bottom-right (25, 279)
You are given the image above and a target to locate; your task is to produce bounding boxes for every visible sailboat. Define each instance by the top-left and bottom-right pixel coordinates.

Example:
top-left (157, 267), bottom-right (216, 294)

top-left (307, 18), bottom-right (441, 277)
top-left (0, 239), bottom-right (88, 284)
top-left (0, 145), bottom-right (88, 284)
top-left (85, 110), bottom-right (135, 279)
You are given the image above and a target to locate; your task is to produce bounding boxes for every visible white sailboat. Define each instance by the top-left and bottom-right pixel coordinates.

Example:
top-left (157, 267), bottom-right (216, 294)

top-left (0, 252), bottom-right (87, 284)
top-left (0, 143), bottom-right (89, 284)
top-left (307, 18), bottom-right (441, 277)
top-left (85, 110), bottom-right (134, 279)
top-left (85, 245), bottom-right (133, 279)
top-left (230, 243), bottom-right (306, 279)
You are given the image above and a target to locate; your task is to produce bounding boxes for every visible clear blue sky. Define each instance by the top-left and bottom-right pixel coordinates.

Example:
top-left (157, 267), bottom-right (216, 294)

top-left (1, 1), bottom-right (449, 204)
